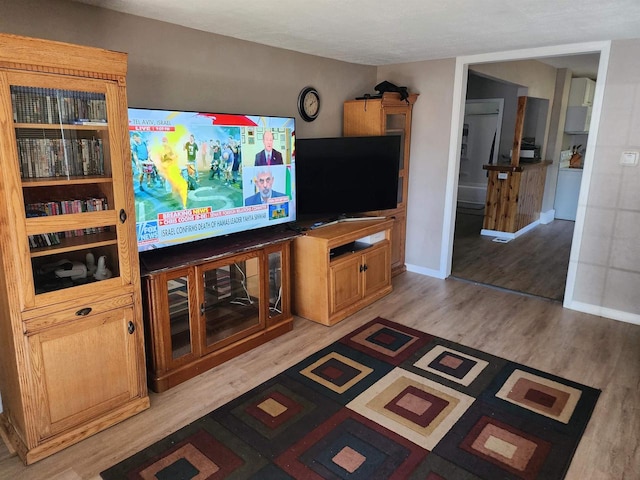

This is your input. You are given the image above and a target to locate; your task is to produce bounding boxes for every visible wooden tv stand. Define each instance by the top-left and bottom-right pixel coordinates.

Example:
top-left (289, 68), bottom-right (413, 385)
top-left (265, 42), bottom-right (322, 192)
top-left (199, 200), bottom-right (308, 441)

top-left (139, 228), bottom-right (297, 392)
top-left (292, 217), bottom-right (393, 326)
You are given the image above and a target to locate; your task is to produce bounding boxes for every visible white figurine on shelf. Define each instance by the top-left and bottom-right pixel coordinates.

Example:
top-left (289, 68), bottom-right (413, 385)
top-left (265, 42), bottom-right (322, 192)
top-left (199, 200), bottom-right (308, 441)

top-left (93, 255), bottom-right (112, 280)
top-left (85, 252), bottom-right (97, 277)
top-left (53, 260), bottom-right (87, 280)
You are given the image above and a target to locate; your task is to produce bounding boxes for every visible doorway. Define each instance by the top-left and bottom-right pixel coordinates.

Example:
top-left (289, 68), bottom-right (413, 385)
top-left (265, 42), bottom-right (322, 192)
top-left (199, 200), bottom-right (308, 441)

top-left (452, 71), bottom-right (573, 301)
top-left (457, 98), bottom-right (503, 211)
top-left (444, 45), bottom-right (608, 305)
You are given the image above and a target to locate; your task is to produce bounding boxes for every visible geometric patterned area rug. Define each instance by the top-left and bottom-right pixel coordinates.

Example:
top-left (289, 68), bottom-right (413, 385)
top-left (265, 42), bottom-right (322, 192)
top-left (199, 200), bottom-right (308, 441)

top-left (101, 317), bottom-right (600, 480)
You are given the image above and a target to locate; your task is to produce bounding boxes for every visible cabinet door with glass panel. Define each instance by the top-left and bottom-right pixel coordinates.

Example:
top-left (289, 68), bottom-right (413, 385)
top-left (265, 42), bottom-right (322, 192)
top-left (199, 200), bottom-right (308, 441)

top-left (1, 71), bottom-right (135, 311)
top-left (265, 242), bottom-right (291, 327)
top-left (152, 266), bottom-right (200, 370)
top-left (199, 251), bottom-right (265, 354)
top-left (383, 109), bottom-right (408, 210)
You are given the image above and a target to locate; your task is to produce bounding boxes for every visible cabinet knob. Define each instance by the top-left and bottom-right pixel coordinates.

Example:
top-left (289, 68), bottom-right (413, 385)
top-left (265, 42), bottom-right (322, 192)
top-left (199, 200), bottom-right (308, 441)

top-left (119, 209), bottom-right (127, 223)
top-left (75, 307), bottom-right (92, 316)
top-left (363, 264), bottom-right (368, 272)
top-left (128, 321), bottom-right (135, 334)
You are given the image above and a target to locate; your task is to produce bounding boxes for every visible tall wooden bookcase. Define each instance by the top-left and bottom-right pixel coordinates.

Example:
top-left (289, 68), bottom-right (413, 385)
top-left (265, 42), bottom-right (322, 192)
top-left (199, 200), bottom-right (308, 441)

top-left (0, 34), bottom-right (149, 464)
top-left (343, 92), bottom-right (418, 276)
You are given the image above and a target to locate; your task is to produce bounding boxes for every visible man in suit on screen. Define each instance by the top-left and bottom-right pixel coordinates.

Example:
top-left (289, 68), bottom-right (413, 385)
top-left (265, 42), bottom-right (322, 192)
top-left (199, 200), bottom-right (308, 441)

top-left (245, 168), bottom-right (287, 206)
top-left (254, 130), bottom-right (283, 166)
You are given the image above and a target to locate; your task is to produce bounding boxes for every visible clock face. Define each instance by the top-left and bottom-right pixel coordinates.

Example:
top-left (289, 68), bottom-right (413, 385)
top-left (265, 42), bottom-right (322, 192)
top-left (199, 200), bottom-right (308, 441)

top-left (299, 87), bottom-right (320, 122)
top-left (304, 91), bottom-right (319, 115)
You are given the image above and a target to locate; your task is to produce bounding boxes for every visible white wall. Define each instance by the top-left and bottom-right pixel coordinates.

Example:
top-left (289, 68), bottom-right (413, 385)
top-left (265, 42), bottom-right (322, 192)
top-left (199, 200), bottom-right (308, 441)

top-left (471, 60), bottom-right (558, 101)
top-left (377, 59), bottom-right (456, 277)
top-left (0, 0), bottom-right (376, 140)
top-left (570, 39), bottom-right (640, 321)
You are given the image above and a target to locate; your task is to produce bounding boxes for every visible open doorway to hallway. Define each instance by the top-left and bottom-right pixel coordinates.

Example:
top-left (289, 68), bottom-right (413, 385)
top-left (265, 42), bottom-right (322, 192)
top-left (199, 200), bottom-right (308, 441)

top-left (450, 57), bottom-right (598, 302)
top-left (457, 97), bottom-right (503, 211)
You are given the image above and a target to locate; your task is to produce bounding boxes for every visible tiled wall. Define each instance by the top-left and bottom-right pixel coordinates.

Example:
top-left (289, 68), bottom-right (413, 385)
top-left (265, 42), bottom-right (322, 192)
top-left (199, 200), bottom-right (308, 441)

top-left (573, 39), bottom-right (640, 317)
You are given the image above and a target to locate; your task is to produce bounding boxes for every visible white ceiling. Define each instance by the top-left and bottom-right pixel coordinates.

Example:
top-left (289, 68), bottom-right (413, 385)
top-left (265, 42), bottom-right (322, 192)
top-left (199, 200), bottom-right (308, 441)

top-left (74, 0), bottom-right (640, 75)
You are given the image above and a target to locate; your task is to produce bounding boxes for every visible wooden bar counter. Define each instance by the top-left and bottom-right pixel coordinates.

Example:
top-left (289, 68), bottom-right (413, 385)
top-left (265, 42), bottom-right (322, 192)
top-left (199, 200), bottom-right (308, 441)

top-left (482, 161), bottom-right (551, 234)
top-left (481, 94), bottom-right (552, 236)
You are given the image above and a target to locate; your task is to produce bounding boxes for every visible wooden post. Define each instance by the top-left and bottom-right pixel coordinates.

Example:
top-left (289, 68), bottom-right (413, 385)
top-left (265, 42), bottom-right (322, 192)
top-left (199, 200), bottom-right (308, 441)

top-left (511, 96), bottom-right (527, 167)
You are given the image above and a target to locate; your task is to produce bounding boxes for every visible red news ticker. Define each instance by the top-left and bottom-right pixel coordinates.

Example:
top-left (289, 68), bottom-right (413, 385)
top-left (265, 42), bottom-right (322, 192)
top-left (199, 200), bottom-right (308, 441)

top-left (158, 205), bottom-right (264, 226)
top-left (158, 207), bottom-right (212, 226)
top-left (129, 126), bottom-right (176, 132)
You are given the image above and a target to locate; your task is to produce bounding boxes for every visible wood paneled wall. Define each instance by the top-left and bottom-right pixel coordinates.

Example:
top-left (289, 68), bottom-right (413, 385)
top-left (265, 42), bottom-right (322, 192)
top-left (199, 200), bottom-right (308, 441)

top-left (482, 163), bottom-right (549, 233)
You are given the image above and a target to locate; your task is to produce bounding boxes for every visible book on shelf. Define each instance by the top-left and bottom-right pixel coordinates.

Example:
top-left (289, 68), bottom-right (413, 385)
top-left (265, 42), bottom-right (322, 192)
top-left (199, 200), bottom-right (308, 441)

top-left (25, 197), bottom-right (109, 249)
top-left (10, 86), bottom-right (107, 125)
top-left (25, 209), bottom-right (61, 248)
top-left (72, 119), bottom-right (108, 126)
top-left (17, 136), bottom-right (105, 179)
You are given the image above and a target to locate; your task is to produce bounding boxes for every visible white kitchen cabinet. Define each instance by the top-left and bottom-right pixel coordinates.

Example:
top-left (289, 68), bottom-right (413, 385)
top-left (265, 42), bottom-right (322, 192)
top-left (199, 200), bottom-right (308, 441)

top-left (568, 78), bottom-right (596, 107)
top-left (565, 106), bottom-right (591, 133)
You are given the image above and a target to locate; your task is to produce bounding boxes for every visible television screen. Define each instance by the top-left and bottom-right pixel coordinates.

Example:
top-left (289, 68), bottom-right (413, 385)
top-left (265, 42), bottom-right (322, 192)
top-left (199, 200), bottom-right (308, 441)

top-left (295, 135), bottom-right (401, 216)
top-left (128, 108), bottom-right (296, 252)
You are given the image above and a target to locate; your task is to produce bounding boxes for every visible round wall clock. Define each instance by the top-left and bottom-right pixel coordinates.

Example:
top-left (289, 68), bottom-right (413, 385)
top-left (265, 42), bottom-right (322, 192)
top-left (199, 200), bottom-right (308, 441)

top-left (298, 86), bottom-right (320, 122)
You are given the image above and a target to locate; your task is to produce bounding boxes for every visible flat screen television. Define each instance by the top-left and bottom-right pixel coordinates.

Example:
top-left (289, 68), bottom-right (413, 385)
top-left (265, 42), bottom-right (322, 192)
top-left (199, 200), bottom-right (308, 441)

top-left (295, 135), bottom-right (401, 217)
top-left (128, 108), bottom-right (296, 252)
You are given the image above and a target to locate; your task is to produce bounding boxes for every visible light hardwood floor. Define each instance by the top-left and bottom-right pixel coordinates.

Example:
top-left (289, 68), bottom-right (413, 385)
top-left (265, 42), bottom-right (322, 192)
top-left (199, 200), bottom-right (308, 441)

top-left (1, 273), bottom-right (638, 479)
top-left (452, 210), bottom-right (574, 301)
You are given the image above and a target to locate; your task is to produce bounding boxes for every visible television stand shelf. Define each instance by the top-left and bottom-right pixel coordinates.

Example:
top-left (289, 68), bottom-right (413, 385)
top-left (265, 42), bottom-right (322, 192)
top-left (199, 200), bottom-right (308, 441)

top-left (140, 227), bottom-right (298, 392)
top-left (329, 240), bottom-right (372, 260)
top-left (309, 215), bottom-right (387, 230)
top-left (292, 217), bottom-right (393, 326)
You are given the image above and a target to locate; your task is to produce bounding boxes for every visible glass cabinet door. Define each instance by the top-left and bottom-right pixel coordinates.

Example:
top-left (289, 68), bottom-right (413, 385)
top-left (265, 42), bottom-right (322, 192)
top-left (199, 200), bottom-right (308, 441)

top-left (268, 250), bottom-right (283, 319)
top-left (165, 270), bottom-right (195, 362)
top-left (200, 253), bottom-right (263, 352)
top-left (385, 112), bottom-right (407, 207)
top-left (4, 72), bottom-right (131, 309)
top-left (266, 243), bottom-right (290, 325)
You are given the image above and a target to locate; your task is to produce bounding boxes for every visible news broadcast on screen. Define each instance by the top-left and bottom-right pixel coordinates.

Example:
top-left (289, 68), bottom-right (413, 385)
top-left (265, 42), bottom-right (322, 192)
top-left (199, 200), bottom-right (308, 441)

top-left (128, 108), bottom-right (296, 252)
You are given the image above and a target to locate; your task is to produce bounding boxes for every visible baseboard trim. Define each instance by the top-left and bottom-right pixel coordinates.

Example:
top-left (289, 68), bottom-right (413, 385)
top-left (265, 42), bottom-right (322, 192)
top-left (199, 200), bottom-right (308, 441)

top-left (539, 209), bottom-right (555, 224)
top-left (481, 219), bottom-right (540, 240)
top-left (406, 266), bottom-right (640, 325)
top-left (406, 263), bottom-right (446, 279)
top-left (565, 300), bottom-right (640, 326)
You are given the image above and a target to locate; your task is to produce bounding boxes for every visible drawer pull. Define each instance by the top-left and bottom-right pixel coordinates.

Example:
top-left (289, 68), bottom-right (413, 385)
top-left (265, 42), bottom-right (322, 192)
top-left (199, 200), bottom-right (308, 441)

top-left (75, 307), bottom-right (92, 316)
top-left (119, 208), bottom-right (127, 223)
top-left (128, 321), bottom-right (135, 334)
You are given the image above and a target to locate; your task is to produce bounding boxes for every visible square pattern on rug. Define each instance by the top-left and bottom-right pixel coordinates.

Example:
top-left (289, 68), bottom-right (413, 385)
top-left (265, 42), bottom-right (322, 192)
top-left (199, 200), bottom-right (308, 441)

top-left (101, 316), bottom-right (600, 480)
